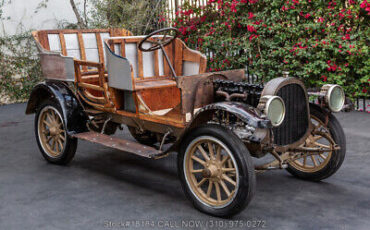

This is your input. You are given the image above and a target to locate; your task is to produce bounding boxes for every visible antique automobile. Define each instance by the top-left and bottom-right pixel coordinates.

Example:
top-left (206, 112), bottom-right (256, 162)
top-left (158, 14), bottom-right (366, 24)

top-left (26, 27), bottom-right (346, 217)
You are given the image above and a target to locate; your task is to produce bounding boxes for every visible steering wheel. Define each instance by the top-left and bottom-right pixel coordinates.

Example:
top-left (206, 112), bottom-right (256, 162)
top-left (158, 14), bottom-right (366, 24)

top-left (138, 27), bottom-right (180, 52)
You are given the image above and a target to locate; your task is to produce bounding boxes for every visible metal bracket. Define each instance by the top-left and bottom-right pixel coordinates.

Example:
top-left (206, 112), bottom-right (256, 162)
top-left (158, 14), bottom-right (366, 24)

top-left (255, 150), bottom-right (289, 171)
top-left (101, 116), bottom-right (112, 134)
top-left (159, 131), bottom-right (171, 151)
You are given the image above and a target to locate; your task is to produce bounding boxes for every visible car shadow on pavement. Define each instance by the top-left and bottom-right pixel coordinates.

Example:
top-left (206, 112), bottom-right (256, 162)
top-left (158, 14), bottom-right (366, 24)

top-left (73, 148), bottom-right (185, 199)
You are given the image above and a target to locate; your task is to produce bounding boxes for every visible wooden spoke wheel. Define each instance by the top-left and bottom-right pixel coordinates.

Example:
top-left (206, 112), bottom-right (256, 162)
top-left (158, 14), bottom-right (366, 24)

top-left (289, 115), bottom-right (335, 173)
top-left (38, 106), bottom-right (66, 157)
top-left (184, 136), bottom-right (239, 208)
top-left (35, 100), bottom-right (77, 165)
top-left (286, 105), bottom-right (346, 181)
top-left (178, 125), bottom-right (255, 217)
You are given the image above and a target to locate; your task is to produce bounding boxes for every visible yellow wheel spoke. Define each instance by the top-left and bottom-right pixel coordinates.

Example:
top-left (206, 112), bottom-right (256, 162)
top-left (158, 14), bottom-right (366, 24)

top-left (303, 156), bottom-right (307, 167)
top-left (319, 153), bottom-right (326, 160)
top-left (50, 110), bottom-right (57, 122)
top-left (191, 169), bottom-right (203, 174)
top-left (59, 134), bottom-right (65, 142)
top-left (314, 142), bottom-right (331, 150)
top-left (43, 129), bottom-right (50, 135)
top-left (215, 182), bottom-right (221, 202)
top-left (227, 159), bottom-right (233, 169)
top-left (43, 119), bottom-right (52, 127)
top-left (46, 136), bottom-right (53, 142)
top-left (219, 180), bottom-right (231, 197)
top-left (57, 139), bottom-right (63, 152)
top-left (313, 123), bottom-right (323, 132)
top-left (197, 178), bottom-right (207, 187)
top-left (207, 141), bottom-right (214, 159)
top-left (206, 181), bottom-right (213, 197)
top-left (216, 145), bottom-right (221, 161)
top-left (313, 135), bottom-right (323, 142)
top-left (222, 174), bottom-right (236, 186)
top-left (222, 168), bottom-right (236, 173)
top-left (197, 145), bottom-right (210, 161)
top-left (191, 155), bottom-right (206, 166)
top-left (56, 140), bottom-right (61, 152)
top-left (311, 155), bottom-right (318, 167)
top-left (47, 112), bottom-right (55, 123)
top-left (221, 155), bottom-right (230, 165)
top-left (51, 138), bottom-right (56, 150)
top-left (316, 155), bottom-right (321, 164)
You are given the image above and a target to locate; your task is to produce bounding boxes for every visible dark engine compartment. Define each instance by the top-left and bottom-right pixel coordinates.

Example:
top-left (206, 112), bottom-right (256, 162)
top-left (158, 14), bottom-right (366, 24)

top-left (213, 79), bottom-right (264, 107)
top-left (213, 78), bottom-right (310, 146)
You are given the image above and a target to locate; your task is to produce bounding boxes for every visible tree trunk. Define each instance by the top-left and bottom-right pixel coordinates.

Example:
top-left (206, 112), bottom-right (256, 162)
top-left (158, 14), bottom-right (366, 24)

top-left (70, 0), bottom-right (86, 28)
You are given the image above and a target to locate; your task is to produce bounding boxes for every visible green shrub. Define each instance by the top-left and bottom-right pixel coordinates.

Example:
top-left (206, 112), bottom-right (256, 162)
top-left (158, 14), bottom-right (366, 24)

top-left (89, 0), bottom-right (166, 35)
top-left (0, 0), bottom-right (166, 103)
top-left (0, 33), bottom-right (42, 103)
top-left (173, 0), bottom-right (370, 97)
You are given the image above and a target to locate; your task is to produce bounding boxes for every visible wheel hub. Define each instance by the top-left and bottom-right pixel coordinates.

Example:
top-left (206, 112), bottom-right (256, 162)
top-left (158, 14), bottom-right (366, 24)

top-left (203, 160), bottom-right (222, 180)
top-left (49, 126), bottom-right (59, 136)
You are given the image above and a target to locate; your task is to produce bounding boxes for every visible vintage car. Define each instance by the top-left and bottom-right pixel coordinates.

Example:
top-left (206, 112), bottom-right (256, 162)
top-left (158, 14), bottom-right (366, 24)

top-left (26, 27), bottom-right (346, 217)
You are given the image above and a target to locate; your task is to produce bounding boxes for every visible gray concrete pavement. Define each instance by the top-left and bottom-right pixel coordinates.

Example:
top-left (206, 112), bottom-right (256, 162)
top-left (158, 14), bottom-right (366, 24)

top-left (0, 103), bottom-right (369, 230)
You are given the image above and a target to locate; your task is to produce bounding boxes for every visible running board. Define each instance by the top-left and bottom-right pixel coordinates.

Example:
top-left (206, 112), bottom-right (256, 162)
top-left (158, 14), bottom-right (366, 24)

top-left (72, 131), bottom-right (165, 159)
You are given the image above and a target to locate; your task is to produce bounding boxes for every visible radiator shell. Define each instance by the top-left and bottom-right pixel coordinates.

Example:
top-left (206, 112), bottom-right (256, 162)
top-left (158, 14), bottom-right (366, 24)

top-left (260, 77), bottom-right (311, 149)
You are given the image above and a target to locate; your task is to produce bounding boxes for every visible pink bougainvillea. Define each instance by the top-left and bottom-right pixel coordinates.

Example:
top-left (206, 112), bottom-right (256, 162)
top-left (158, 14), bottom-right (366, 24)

top-left (173, 0), bottom-right (370, 98)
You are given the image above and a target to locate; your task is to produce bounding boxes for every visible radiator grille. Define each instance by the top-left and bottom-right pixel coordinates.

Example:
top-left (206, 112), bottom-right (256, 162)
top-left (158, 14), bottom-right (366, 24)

top-left (273, 84), bottom-right (309, 145)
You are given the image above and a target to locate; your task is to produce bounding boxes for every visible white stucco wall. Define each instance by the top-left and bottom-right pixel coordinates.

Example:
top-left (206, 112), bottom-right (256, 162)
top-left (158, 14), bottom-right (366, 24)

top-left (1, 0), bottom-right (84, 36)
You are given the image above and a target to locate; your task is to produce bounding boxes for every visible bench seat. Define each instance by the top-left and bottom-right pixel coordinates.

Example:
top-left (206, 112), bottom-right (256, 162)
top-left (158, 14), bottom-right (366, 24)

top-left (134, 79), bottom-right (177, 90)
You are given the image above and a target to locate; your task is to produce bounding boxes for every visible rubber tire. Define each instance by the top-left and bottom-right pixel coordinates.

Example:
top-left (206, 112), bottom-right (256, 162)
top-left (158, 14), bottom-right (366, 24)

top-left (128, 126), bottom-right (157, 145)
top-left (178, 124), bottom-right (256, 217)
top-left (35, 99), bottom-right (78, 165)
top-left (286, 105), bottom-right (346, 181)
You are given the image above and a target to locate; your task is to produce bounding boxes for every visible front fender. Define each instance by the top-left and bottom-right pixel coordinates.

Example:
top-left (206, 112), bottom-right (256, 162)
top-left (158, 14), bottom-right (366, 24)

top-left (165, 102), bottom-right (271, 153)
top-left (190, 102), bottom-right (272, 129)
top-left (25, 81), bottom-right (88, 134)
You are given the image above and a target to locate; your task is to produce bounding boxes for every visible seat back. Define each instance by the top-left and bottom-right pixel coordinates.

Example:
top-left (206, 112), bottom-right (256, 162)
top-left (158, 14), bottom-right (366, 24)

top-left (104, 43), bottom-right (133, 91)
top-left (33, 29), bottom-right (132, 63)
top-left (105, 36), bottom-right (207, 80)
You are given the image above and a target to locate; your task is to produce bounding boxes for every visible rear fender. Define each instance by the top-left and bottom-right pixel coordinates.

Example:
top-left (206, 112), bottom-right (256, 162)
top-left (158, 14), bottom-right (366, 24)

top-left (25, 81), bottom-right (88, 134)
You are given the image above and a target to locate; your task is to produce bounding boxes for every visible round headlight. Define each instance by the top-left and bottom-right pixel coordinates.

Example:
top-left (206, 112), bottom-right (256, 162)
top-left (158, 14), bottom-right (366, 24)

top-left (260, 96), bottom-right (286, 127)
top-left (325, 85), bottom-right (345, 112)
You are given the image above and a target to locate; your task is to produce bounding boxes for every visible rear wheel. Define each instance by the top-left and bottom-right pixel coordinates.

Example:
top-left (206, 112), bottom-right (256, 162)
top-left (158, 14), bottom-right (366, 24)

top-left (286, 105), bottom-right (346, 181)
top-left (178, 124), bottom-right (255, 217)
top-left (35, 100), bottom-right (77, 165)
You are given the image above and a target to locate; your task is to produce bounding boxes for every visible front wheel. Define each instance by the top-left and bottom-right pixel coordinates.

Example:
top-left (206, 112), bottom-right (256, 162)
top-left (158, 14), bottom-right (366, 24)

top-left (286, 105), bottom-right (346, 181)
top-left (178, 124), bottom-right (256, 217)
top-left (35, 100), bottom-right (77, 165)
